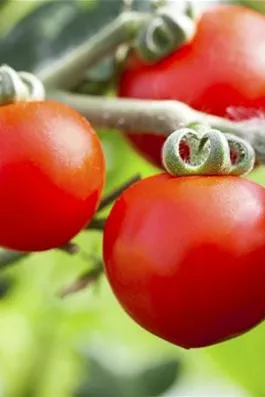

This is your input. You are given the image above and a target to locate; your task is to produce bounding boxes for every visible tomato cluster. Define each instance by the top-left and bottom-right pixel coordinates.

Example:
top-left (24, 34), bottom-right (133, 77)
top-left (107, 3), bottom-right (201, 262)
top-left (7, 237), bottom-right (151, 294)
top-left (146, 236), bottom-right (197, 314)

top-left (103, 4), bottom-right (265, 348)
top-left (119, 5), bottom-right (265, 168)
top-left (1, 4), bottom-right (265, 351)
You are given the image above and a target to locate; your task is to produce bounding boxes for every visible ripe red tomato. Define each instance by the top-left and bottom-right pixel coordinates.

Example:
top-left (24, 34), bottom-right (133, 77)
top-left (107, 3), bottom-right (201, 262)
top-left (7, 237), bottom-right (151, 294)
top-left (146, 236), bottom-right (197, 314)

top-left (0, 101), bottom-right (105, 251)
top-left (104, 174), bottom-right (265, 348)
top-left (119, 5), bottom-right (265, 168)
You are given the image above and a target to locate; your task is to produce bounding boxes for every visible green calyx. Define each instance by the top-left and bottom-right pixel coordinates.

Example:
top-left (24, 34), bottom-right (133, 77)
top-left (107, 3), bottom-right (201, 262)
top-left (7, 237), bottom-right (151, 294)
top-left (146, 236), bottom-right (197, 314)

top-left (0, 65), bottom-right (45, 105)
top-left (162, 124), bottom-right (255, 177)
top-left (135, 4), bottom-right (196, 63)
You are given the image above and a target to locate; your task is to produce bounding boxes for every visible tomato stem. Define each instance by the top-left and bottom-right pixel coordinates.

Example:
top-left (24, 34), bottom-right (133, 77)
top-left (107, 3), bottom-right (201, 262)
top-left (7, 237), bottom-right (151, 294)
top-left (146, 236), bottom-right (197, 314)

top-left (88, 218), bottom-right (106, 231)
top-left (37, 3), bottom-right (196, 89)
top-left (48, 91), bottom-right (265, 164)
top-left (0, 243), bottom-right (79, 270)
top-left (0, 250), bottom-right (30, 270)
top-left (97, 173), bottom-right (141, 211)
top-left (85, 174), bottom-right (142, 230)
top-left (58, 242), bottom-right (79, 255)
top-left (59, 259), bottom-right (103, 298)
top-left (38, 11), bottom-right (148, 90)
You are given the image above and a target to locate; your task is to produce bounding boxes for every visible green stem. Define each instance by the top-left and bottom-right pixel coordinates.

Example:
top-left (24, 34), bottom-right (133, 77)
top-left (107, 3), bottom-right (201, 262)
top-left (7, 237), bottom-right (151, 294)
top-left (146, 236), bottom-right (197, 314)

top-left (38, 11), bottom-right (148, 90)
top-left (58, 242), bottom-right (79, 255)
top-left (88, 218), bottom-right (106, 231)
top-left (48, 91), bottom-right (265, 164)
top-left (87, 174), bottom-right (141, 230)
top-left (0, 245), bottom-right (81, 273)
top-left (97, 174), bottom-right (141, 211)
top-left (0, 243), bottom-right (78, 270)
top-left (0, 250), bottom-right (29, 270)
top-left (48, 90), bottom-right (196, 131)
top-left (59, 260), bottom-right (103, 298)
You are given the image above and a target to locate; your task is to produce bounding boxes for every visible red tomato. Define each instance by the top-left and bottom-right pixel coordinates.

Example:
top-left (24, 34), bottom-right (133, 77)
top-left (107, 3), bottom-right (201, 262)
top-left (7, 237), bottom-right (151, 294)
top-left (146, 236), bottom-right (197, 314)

top-left (119, 5), bottom-right (265, 168)
top-left (0, 101), bottom-right (105, 251)
top-left (104, 174), bottom-right (265, 348)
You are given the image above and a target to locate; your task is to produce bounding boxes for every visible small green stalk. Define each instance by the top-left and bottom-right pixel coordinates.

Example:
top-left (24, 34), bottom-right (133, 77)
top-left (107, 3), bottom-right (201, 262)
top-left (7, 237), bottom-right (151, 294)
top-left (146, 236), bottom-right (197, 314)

top-left (37, 3), bottom-right (197, 90)
top-left (48, 90), bottom-right (265, 164)
top-left (38, 11), bottom-right (149, 90)
top-left (0, 250), bottom-right (30, 270)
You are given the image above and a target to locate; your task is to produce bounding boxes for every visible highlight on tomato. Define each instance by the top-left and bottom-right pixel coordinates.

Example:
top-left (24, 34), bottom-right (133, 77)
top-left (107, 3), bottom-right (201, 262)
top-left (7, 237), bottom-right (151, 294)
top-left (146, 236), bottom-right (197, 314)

top-left (118, 4), bottom-right (265, 168)
top-left (103, 126), bottom-right (265, 349)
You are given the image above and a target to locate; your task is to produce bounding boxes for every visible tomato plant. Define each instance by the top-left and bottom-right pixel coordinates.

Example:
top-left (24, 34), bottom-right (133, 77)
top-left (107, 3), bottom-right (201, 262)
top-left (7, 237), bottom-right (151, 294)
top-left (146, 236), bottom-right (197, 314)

top-left (1, 1), bottom-right (265, 395)
top-left (103, 173), bottom-right (265, 348)
top-left (119, 5), bottom-right (265, 167)
top-left (0, 100), bottom-right (105, 251)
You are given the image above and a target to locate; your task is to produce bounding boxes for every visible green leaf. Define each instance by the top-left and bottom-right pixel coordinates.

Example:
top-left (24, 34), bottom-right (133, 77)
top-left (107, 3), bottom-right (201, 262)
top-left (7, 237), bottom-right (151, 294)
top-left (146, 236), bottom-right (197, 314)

top-left (238, 0), bottom-right (265, 13)
top-left (0, 0), bottom-right (123, 73)
top-left (0, 0), bottom-right (43, 37)
top-left (0, 275), bottom-right (13, 299)
top-left (75, 357), bottom-right (125, 397)
top-left (75, 354), bottom-right (182, 397)
top-left (74, 56), bottom-right (116, 96)
top-left (133, 359), bottom-right (181, 397)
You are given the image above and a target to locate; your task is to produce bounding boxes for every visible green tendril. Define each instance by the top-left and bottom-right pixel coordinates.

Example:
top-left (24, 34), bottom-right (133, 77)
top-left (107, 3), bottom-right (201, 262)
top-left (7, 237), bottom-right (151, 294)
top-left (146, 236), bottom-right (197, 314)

top-left (162, 125), bottom-right (255, 177)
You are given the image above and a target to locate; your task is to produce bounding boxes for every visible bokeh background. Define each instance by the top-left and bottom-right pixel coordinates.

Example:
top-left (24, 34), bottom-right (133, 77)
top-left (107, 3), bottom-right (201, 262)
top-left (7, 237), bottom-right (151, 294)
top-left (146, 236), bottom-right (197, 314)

top-left (0, 0), bottom-right (265, 396)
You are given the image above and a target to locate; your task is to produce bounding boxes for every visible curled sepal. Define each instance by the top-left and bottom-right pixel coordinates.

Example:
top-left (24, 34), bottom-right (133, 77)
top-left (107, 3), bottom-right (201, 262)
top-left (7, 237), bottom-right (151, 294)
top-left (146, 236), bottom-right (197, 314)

top-left (135, 5), bottom-right (196, 63)
top-left (225, 133), bottom-right (255, 176)
top-left (162, 127), bottom-right (232, 176)
top-left (0, 65), bottom-right (45, 105)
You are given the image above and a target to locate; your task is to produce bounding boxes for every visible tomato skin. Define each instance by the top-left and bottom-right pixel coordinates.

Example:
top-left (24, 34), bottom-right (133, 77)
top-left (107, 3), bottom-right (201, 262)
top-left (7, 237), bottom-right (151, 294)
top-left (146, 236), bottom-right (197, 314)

top-left (104, 174), bottom-right (265, 348)
top-left (119, 5), bottom-right (265, 167)
top-left (0, 101), bottom-right (105, 251)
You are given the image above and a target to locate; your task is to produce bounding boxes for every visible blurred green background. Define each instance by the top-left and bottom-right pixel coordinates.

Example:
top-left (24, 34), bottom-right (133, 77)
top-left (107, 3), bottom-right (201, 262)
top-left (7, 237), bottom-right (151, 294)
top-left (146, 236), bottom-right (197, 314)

top-left (0, 0), bottom-right (265, 396)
